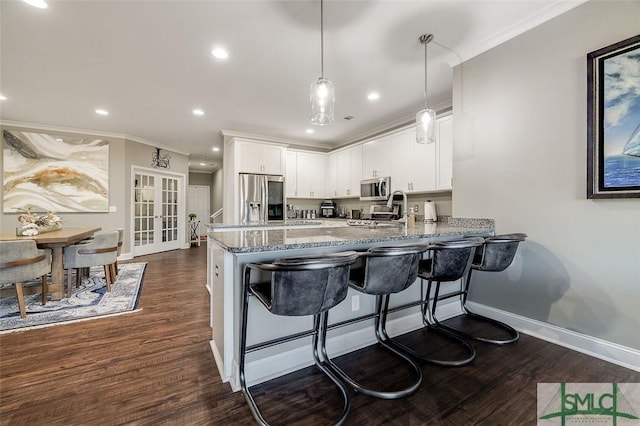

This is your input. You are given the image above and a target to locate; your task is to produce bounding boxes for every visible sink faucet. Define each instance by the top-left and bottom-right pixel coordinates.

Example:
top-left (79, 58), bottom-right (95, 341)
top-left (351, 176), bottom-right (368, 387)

top-left (387, 190), bottom-right (408, 232)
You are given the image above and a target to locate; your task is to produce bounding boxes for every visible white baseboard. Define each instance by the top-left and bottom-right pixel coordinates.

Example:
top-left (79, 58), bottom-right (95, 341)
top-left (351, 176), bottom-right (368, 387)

top-left (466, 302), bottom-right (640, 372)
top-left (118, 252), bottom-right (133, 261)
top-left (210, 340), bottom-right (227, 382)
top-left (238, 300), bottom-right (462, 389)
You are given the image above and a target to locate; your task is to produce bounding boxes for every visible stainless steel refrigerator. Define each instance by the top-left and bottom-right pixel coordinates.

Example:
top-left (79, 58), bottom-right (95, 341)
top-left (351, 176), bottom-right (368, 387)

top-left (239, 173), bottom-right (285, 224)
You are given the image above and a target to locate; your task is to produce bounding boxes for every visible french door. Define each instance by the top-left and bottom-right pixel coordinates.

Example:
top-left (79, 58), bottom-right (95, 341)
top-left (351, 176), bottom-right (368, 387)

top-left (132, 167), bottom-right (186, 256)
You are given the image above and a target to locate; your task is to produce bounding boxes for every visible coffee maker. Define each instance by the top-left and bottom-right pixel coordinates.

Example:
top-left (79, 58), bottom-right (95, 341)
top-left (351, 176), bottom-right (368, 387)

top-left (320, 200), bottom-right (336, 218)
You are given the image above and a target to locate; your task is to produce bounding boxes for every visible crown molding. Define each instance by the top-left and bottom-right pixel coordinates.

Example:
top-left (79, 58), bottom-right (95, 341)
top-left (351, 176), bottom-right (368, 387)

top-left (451, 0), bottom-right (588, 65)
top-left (0, 120), bottom-right (191, 156)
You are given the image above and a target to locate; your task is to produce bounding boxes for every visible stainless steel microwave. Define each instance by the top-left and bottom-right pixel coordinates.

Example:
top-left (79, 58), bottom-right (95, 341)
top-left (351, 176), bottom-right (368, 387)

top-left (360, 177), bottom-right (390, 201)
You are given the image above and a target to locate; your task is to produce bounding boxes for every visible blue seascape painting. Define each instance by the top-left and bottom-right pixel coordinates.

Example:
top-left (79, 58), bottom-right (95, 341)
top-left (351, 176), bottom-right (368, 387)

top-left (604, 155), bottom-right (640, 188)
top-left (602, 45), bottom-right (640, 189)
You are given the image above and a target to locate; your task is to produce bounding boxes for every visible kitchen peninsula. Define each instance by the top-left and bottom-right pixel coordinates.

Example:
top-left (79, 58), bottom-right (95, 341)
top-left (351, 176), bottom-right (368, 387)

top-left (207, 218), bottom-right (494, 391)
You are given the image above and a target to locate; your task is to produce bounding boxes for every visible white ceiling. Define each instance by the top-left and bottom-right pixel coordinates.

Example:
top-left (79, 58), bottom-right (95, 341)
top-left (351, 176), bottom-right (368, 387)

top-left (0, 0), bottom-right (583, 172)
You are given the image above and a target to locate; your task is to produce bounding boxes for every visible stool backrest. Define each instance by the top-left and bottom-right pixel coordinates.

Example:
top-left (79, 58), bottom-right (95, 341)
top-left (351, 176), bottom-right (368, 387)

top-left (474, 233), bottom-right (527, 272)
top-left (356, 244), bottom-right (428, 295)
top-left (428, 239), bottom-right (483, 282)
top-left (262, 251), bottom-right (359, 316)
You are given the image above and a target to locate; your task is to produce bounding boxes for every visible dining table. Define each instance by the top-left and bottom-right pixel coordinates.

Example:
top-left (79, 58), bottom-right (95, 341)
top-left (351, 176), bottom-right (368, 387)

top-left (0, 227), bottom-right (101, 300)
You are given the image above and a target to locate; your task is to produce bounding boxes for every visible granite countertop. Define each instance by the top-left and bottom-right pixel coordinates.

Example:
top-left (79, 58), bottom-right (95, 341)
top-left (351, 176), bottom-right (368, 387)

top-left (208, 217), bottom-right (494, 254)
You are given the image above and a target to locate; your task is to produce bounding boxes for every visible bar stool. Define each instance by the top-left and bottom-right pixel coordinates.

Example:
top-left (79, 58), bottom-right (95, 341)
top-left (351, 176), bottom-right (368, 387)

top-left (324, 244), bottom-right (427, 400)
top-left (387, 238), bottom-right (484, 367)
top-left (434, 233), bottom-right (527, 344)
top-left (239, 251), bottom-right (359, 426)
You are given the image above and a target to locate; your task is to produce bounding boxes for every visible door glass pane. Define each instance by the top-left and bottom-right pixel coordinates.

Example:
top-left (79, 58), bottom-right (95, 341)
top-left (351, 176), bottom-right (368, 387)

top-left (135, 173), bottom-right (155, 247)
top-left (160, 177), bottom-right (179, 243)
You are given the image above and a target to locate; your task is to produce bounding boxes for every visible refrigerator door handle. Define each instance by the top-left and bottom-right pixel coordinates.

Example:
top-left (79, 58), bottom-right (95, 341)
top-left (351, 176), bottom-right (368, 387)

top-left (262, 175), bottom-right (269, 223)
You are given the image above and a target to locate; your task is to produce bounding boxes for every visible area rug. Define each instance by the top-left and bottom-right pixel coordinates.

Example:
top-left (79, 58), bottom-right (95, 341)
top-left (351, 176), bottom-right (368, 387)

top-left (0, 262), bottom-right (146, 333)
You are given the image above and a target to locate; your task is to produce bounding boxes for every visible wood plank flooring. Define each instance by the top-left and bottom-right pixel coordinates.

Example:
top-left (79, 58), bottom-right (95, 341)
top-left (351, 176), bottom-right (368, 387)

top-left (1, 244), bottom-right (638, 425)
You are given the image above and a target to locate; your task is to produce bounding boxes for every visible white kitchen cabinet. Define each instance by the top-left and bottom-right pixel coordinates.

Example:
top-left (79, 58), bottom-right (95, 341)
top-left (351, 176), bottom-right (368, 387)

top-left (389, 127), bottom-right (436, 193)
top-left (285, 151), bottom-right (326, 198)
top-left (235, 139), bottom-right (285, 175)
top-left (325, 152), bottom-right (337, 198)
top-left (436, 115), bottom-right (453, 190)
top-left (362, 136), bottom-right (390, 179)
top-left (335, 144), bottom-right (362, 197)
top-left (285, 150), bottom-right (297, 198)
top-left (290, 151), bottom-right (326, 199)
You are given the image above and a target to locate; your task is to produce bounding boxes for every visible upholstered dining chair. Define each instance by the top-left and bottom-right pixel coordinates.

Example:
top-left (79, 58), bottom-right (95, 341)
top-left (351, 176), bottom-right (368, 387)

top-left (0, 240), bottom-right (51, 318)
top-left (63, 231), bottom-right (119, 298)
top-left (114, 228), bottom-right (124, 274)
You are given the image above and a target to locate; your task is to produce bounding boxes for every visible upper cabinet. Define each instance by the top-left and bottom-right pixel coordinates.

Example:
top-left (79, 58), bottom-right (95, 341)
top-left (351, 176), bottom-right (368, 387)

top-left (436, 115), bottom-right (453, 190)
top-left (235, 139), bottom-right (285, 175)
top-left (325, 152), bottom-right (337, 198)
top-left (335, 144), bottom-right (362, 197)
top-left (362, 137), bottom-right (390, 179)
top-left (276, 115), bottom-right (453, 202)
top-left (285, 150), bottom-right (297, 198)
top-left (286, 150), bottom-right (326, 199)
top-left (389, 128), bottom-right (435, 192)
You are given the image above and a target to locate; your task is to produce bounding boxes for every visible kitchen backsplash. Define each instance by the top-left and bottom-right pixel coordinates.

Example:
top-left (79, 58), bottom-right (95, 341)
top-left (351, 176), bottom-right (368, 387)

top-left (287, 192), bottom-right (452, 218)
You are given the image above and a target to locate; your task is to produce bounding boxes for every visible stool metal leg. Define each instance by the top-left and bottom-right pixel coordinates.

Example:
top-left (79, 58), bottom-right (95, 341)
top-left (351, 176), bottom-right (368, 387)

top-left (239, 269), bottom-right (269, 426)
top-left (313, 312), bottom-right (352, 426)
top-left (430, 269), bottom-right (519, 345)
top-left (324, 295), bottom-right (423, 399)
top-left (239, 268), bottom-right (352, 426)
top-left (384, 279), bottom-right (476, 367)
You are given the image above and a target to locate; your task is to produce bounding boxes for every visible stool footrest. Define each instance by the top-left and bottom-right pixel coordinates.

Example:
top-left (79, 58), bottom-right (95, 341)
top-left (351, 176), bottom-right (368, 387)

top-left (384, 325), bottom-right (476, 367)
top-left (433, 310), bottom-right (519, 345)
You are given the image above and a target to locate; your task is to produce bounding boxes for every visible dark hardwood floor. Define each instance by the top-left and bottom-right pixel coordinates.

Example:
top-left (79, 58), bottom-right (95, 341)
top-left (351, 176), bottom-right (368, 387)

top-left (1, 244), bottom-right (638, 425)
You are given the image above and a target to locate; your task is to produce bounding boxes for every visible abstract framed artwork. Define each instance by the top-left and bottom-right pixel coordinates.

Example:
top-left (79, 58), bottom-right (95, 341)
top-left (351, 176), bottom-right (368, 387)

top-left (587, 34), bottom-right (640, 199)
top-left (3, 130), bottom-right (109, 212)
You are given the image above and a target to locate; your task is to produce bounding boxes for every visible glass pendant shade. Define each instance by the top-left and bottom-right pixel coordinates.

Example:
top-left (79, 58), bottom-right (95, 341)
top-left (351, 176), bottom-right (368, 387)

top-left (416, 107), bottom-right (436, 144)
top-left (310, 77), bottom-right (334, 126)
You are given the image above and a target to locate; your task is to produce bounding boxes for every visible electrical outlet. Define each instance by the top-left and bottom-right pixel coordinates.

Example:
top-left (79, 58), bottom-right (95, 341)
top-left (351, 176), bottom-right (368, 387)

top-left (414, 204), bottom-right (420, 213)
top-left (351, 295), bottom-right (360, 311)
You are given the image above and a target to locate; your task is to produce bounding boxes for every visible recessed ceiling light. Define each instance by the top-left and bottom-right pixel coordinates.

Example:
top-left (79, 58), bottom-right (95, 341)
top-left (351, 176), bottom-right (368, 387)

top-left (305, 129), bottom-right (315, 134)
top-left (0, 94), bottom-right (6, 101)
top-left (212, 147), bottom-right (220, 152)
top-left (21, 0), bottom-right (48, 9)
top-left (56, 138), bottom-right (63, 142)
top-left (211, 47), bottom-right (229, 60)
top-left (367, 92), bottom-right (380, 101)
top-left (200, 163), bottom-right (206, 166)
top-left (95, 109), bottom-right (109, 116)
top-left (193, 109), bottom-right (204, 116)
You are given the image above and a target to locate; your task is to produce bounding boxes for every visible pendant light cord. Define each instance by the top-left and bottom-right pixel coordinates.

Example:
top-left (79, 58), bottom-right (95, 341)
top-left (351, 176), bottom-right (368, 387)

top-left (423, 41), bottom-right (428, 109)
top-left (320, 0), bottom-right (324, 78)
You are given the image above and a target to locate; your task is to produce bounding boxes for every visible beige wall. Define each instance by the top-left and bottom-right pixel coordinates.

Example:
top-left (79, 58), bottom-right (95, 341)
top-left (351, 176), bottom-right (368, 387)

top-left (1, 125), bottom-right (188, 256)
top-left (452, 1), bottom-right (640, 349)
top-left (1, 124), bottom-right (126, 242)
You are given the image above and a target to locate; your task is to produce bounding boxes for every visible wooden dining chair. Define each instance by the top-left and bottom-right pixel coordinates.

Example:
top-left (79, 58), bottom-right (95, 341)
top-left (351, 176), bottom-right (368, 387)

top-left (0, 240), bottom-right (51, 318)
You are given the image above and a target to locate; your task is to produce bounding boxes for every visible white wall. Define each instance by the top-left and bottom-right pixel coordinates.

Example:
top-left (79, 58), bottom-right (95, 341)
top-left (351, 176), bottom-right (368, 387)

top-left (452, 1), bottom-right (640, 349)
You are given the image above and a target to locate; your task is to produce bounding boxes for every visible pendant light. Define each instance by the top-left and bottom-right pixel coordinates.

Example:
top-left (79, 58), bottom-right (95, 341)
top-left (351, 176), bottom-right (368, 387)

top-left (416, 34), bottom-right (436, 144)
top-left (310, 0), bottom-right (334, 126)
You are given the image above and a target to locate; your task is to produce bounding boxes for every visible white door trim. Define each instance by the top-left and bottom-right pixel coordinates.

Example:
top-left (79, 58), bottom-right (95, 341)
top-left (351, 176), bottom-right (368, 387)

top-left (131, 166), bottom-right (187, 256)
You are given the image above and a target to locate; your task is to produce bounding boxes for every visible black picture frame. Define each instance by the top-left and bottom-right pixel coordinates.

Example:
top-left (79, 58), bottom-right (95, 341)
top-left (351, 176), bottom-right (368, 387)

top-left (587, 34), bottom-right (640, 199)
